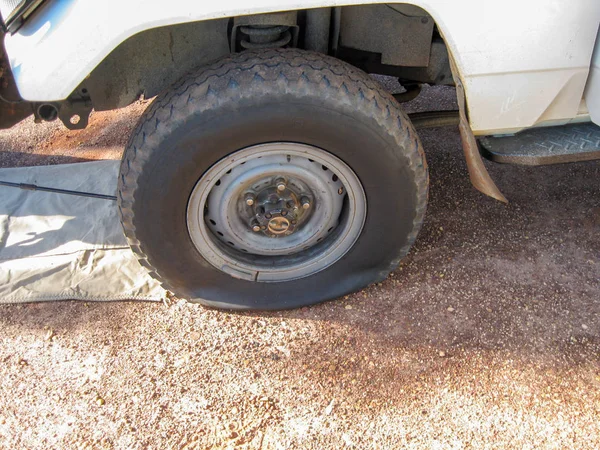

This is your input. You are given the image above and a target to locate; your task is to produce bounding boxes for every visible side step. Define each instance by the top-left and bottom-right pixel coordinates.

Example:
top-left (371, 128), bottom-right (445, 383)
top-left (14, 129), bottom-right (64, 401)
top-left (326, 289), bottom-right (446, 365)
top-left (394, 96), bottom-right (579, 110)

top-left (479, 122), bottom-right (600, 165)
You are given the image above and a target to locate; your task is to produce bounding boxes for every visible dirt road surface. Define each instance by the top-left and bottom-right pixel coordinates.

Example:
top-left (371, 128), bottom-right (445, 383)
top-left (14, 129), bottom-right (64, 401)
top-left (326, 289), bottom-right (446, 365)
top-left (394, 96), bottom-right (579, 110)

top-left (0, 85), bottom-right (599, 449)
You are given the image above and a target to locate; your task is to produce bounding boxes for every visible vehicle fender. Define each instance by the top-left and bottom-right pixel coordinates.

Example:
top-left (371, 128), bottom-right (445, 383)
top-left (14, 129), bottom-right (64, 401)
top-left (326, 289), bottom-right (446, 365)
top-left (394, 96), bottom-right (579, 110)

top-left (4, 0), bottom-right (600, 133)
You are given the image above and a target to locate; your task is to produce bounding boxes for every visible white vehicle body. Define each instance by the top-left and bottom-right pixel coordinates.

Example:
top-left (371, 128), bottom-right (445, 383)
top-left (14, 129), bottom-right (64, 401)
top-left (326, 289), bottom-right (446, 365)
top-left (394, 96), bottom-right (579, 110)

top-left (4, 0), bottom-right (600, 135)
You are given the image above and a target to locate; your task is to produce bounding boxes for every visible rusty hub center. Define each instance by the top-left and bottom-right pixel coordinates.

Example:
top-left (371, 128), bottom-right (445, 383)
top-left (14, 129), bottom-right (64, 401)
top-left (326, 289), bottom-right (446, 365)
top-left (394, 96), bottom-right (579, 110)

top-left (268, 216), bottom-right (291, 234)
top-left (245, 177), bottom-right (312, 238)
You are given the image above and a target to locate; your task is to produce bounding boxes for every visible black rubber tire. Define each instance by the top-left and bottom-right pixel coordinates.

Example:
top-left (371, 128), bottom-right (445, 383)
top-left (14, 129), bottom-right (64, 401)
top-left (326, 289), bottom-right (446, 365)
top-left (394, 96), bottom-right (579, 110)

top-left (118, 49), bottom-right (428, 310)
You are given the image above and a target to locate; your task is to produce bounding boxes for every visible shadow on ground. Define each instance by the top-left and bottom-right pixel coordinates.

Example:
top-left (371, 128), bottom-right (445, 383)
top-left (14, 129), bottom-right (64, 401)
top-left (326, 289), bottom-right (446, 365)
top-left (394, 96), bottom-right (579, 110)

top-left (0, 87), bottom-right (598, 449)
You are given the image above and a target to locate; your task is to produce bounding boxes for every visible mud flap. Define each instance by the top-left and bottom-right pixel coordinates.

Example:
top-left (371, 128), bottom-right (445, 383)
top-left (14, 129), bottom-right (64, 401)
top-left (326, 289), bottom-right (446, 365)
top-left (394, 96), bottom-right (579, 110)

top-left (449, 56), bottom-right (508, 203)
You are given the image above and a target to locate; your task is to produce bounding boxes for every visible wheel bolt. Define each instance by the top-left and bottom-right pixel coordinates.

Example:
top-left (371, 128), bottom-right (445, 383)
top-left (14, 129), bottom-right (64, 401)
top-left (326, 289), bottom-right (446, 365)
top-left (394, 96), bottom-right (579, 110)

top-left (301, 196), bottom-right (311, 210)
top-left (276, 178), bottom-right (286, 192)
top-left (245, 193), bottom-right (255, 206)
top-left (251, 220), bottom-right (261, 232)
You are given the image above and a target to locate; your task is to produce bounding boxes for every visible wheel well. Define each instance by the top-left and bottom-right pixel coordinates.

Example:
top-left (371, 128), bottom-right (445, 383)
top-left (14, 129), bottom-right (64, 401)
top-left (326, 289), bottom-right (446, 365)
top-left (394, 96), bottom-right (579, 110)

top-left (77, 5), bottom-right (453, 114)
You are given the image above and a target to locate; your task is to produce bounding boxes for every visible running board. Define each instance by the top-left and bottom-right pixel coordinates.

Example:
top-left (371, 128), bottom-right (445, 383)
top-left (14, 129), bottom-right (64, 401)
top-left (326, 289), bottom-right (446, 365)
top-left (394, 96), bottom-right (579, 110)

top-left (479, 123), bottom-right (600, 166)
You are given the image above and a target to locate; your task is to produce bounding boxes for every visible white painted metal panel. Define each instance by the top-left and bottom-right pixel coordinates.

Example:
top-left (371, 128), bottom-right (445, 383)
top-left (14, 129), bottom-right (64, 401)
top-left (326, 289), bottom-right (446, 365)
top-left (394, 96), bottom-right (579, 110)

top-left (4, 0), bottom-right (600, 133)
top-left (584, 31), bottom-right (600, 125)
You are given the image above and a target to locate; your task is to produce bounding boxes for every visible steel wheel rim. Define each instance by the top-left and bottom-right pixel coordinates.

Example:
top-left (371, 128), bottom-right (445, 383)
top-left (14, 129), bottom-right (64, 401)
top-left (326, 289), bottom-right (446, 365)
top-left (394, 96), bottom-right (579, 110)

top-left (187, 143), bottom-right (366, 282)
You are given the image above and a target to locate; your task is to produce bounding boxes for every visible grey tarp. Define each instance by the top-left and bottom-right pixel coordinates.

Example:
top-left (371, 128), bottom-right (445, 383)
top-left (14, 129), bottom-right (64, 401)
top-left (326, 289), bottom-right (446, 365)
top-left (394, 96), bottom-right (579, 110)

top-left (0, 161), bottom-right (166, 303)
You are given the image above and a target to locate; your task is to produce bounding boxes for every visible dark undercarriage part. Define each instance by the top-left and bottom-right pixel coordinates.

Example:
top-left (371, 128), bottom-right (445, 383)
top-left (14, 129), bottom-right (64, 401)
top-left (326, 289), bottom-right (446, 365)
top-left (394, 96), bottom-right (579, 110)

top-left (82, 6), bottom-right (452, 117)
top-left (336, 40), bottom-right (454, 87)
top-left (408, 110), bottom-right (460, 129)
top-left (32, 86), bottom-right (93, 130)
top-left (335, 5), bottom-right (453, 86)
top-left (393, 84), bottom-right (421, 103)
top-left (231, 12), bottom-right (299, 53)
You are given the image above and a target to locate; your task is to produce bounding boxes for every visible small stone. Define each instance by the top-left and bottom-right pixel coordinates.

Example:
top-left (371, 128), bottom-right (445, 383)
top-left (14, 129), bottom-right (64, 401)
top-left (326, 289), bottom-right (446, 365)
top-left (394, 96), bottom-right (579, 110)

top-left (324, 400), bottom-right (334, 415)
top-left (96, 397), bottom-right (105, 406)
top-left (231, 406), bottom-right (239, 415)
top-left (582, 324), bottom-right (589, 330)
top-left (345, 305), bottom-right (353, 310)
top-left (438, 351), bottom-right (446, 357)
top-left (447, 307), bottom-right (455, 312)
top-left (190, 331), bottom-right (201, 340)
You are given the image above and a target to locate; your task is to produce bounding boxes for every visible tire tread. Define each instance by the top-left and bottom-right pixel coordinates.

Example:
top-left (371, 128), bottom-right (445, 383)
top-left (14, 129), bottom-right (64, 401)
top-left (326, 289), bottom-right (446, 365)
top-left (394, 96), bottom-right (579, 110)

top-left (118, 49), bottom-right (428, 296)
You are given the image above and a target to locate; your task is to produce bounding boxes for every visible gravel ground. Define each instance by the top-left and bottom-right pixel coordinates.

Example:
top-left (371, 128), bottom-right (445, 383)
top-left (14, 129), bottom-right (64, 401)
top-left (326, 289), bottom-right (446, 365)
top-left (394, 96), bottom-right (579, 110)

top-left (0, 82), bottom-right (599, 449)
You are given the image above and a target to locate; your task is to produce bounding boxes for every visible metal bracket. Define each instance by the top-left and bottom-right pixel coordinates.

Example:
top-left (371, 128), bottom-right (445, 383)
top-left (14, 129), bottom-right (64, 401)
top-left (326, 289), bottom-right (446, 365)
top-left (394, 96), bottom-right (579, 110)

top-left (58, 100), bottom-right (92, 130)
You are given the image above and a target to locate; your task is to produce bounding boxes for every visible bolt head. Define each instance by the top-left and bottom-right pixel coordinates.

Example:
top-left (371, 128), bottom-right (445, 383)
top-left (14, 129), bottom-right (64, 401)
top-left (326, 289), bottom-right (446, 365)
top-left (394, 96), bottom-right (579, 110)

top-left (300, 196), bottom-right (311, 209)
top-left (301, 199), bottom-right (310, 210)
top-left (252, 225), bottom-right (261, 232)
top-left (245, 193), bottom-right (255, 206)
top-left (275, 178), bottom-right (286, 192)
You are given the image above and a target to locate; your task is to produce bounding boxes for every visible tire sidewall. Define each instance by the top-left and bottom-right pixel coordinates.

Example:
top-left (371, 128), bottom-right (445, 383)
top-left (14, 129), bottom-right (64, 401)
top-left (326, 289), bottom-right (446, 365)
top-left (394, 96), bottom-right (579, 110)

top-left (131, 95), bottom-right (419, 309)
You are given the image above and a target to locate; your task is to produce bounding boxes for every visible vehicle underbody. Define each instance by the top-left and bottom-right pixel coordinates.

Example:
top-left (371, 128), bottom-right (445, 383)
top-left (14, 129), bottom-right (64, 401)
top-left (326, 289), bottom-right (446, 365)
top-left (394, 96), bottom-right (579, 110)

top-left (1, 5), bottom-right (452, 131)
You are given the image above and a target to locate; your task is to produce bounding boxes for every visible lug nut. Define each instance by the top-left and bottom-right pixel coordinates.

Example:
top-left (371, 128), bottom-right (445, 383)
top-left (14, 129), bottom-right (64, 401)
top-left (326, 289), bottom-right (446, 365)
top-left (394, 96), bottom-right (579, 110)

top-left (276, 178), bottom-right (286, 192)
top-left (301, 197), bottom-right (311, 210)
top-left (252, 225), bottom-right (261, 232)
top-left (245, 193), bottom-right (255, 206)
top-left (265, 213), bottom-right (272, 219)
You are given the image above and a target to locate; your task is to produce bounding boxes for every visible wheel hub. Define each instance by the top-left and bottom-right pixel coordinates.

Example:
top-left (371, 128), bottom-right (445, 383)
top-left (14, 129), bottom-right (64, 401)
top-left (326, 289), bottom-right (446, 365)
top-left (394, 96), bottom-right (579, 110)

top-left (268, 216), bottom-right (291, 235)
top-left (186, 143), bottom-right (366, 282)
top-left (245, 179), bottom-right (311, 238)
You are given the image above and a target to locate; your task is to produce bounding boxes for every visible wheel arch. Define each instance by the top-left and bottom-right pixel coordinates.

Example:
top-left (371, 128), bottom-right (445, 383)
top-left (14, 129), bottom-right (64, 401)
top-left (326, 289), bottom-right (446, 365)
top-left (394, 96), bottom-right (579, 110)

top-left (3, 1), bottom-right (464, 103)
